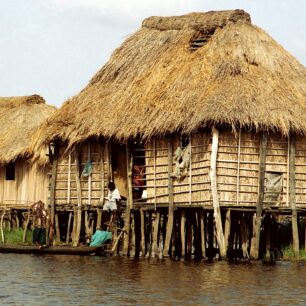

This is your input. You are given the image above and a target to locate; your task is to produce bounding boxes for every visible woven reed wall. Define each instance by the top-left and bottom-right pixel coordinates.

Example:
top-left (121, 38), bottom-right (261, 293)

top-left (144, 132), bottom-right (211, 206)
top-left (0, 159), bottom-right (49, 207)
top-left (295, 135), bottom-right (306, 207)
top-left (142, 130), bottom-right (306, 208)
top-left (54, 141), bottom-right (110, 207)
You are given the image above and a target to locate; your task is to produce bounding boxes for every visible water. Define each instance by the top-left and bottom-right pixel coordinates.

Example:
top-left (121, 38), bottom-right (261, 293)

top-left (0, 254), bottom-right (305, 305)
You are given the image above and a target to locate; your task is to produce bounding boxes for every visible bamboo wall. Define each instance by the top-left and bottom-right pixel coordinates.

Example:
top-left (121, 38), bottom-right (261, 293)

top-left (144, 132), bottom-right (211, 207)
top-left (0, 159), bottom-right (49, 207)
top-left (141, 130), bottom-right (306, 208)
top-left (53, 140), bottom-right (127, 208)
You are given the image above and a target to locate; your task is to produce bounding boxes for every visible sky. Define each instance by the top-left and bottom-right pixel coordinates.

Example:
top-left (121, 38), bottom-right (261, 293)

top-left (1, 0), bottom-right (306, 107)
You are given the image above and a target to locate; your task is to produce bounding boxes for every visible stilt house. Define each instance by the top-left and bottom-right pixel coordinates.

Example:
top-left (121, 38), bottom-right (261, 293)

top-left (0, 95), bottom-right (55, 209)
top-left (33, 10), bottom-right (306, 258)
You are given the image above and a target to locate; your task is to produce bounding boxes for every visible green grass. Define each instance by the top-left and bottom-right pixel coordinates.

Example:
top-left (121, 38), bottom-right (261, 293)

top-left (0, 228), bottom-right (33, 244)
top-left (282, 245), bottom-right (306, 260)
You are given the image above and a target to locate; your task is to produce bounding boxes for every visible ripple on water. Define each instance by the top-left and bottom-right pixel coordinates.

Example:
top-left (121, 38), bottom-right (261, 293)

top-left (0, 254), bottom-right (305, 305)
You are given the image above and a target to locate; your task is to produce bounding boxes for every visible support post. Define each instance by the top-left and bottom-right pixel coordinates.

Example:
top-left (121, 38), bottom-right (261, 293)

top-left (72, 147), bottom-right (82, 246)
top-left (123, 143), bottom-right (133, 255)
top-left (163, 137), bottom-right (174, 257)
top-left (250, 132), bottom-right (267, 259)
top-left (151, 211), bottom-right (160, 257)
top-left (289, 133), bottom-right (299, 259)
top-left (49, 145), bottom-right (58, 229)
top-left (209, 127), bottom-right (226, 258)
top-left (224, 209), bottom-right (231, 256)
top-left (55, 213), bottom-right (60, 244)
top-left (200, 210), bottom-right (206, 259)
top-left (139, 208), bottom-right (146, 257)
top-left (180, 210), bottom-right (186, 260)
top-left (66, 212), bottom-right (72, 243)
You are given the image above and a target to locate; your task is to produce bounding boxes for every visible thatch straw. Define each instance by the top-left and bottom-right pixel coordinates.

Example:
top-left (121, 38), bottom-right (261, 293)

top-left (0, 95), bottom-right (55, 164)
top-left (32, 9), bottom-right (306, 151)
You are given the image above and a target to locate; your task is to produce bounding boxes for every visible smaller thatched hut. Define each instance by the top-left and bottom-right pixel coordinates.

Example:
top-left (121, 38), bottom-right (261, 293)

top-left (0, 95), bottom-right (55, 210)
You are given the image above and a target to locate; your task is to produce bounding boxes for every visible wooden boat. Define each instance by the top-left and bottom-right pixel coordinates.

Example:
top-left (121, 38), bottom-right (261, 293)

top-left (0, 244), bottom-right (104, 255)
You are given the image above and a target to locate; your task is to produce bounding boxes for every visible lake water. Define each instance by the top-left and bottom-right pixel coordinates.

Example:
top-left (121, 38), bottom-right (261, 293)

top-left (0, 254), bottom-right (305, 305)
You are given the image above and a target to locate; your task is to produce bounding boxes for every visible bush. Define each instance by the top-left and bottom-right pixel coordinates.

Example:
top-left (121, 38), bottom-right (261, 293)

top-left (1, 228), bottom-right (33, 244)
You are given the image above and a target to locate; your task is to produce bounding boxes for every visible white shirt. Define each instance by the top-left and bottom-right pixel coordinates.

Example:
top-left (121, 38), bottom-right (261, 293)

top-left (107, 188), bottom-right (121, 203)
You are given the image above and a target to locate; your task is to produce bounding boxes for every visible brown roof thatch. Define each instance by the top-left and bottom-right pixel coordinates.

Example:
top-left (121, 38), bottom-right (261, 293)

top-left (0, 95), bottom-right (55, 164)
top-left (33, 9), bottom-right (306, 149)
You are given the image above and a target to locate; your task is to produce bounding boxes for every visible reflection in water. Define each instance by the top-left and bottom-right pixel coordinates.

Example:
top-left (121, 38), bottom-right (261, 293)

top-left (0, 254), bottom-right (305, 305)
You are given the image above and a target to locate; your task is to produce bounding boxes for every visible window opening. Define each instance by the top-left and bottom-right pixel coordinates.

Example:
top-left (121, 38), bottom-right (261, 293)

top-left (264, 172), bottom-right (283, 204)
top-left (6, 162), bottom-right (15, 180)
top-left (132, 140), bottom-right (146, 201)
top-left (189, 28), bottom-right (216, 51)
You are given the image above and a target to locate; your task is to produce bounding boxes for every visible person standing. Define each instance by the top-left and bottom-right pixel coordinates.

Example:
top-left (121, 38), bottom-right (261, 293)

top-left (31, 201), bottom-right (52, 248)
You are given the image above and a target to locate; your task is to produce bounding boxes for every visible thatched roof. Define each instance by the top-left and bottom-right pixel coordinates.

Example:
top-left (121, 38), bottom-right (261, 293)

top-left (33, 9), bottom-right (306, 149)
top-left (0, 95), bottom-right (55, 164)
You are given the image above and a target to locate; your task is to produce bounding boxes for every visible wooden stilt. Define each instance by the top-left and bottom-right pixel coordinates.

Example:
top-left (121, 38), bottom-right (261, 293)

top-left (129, 212), bottom-right (136, 258)
top-left (224, 209), bottom-right (231, 257)
top-left (207, 211), bottom-right (214, 260)
top-left (139, 208), bottom-right (146, 257)
top-left (71, 206), bottom-right (77, 243)
top-left (55, 213), bottom-right (60, 244)
top-left (145, 211), bottom-right (152, 258)
top-left (171, 212), bottom-right (177, 258)
top-left (186, 211), bottom-right (193, 259)
top-left (180, 210), bottom-right (186, 260)
top-left (289, 133), bottom-right (299, 259)
top-left (49, 146), bottom-right (58, 229)
top-left (200, 210), bottom-right (206, 259)
top-left (96, 208), bottom-right (102, 229)
top-left (151, 211), bottom-right (160, 258)
top-left (163, 137), bottom-right (174, 257)
top-left (66, 212), bottom-right (72, 243)
top-left (73, 148), bottom-right (82, 246)
top-left (0, 210), bottom-right (6, 243)
top-left (240, 214), bottom-right (249, 259)
top-left (209, 127), bottom-right (226, 258)
top-left (250, 132), bottom-right (267, 259)
top-left (264, 213), bottom-right (271, 261)
top-left (22, 210), bottom-right (30, 243)
top-left (123, 143), bottom-right (133, 256)
top-left (158, 213), bottom-right (164, 259)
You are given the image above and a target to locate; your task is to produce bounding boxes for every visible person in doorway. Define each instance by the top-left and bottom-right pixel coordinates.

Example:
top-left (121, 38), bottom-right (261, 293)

top-left (30, 201), bottom-right (52, 248)
top-left (132, 164), bottom-right (145, 199)
top-left (103, 182), bottom-right (121, 225)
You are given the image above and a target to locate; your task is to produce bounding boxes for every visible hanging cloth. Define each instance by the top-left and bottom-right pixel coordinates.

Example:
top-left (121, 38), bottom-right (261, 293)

top-left (82, 159), bottom-right (93, 177)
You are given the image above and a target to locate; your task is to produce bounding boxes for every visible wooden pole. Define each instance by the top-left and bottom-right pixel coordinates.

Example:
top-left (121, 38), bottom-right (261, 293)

top-left (289, 133), bottom-right (299, 259)
top-left (99, 142), bottom-right (105, 204)
top-left (67, 153), bottom-right (71, 204)
top-left (0, 210), bottom-right (6, 243)
top-left (209, 127), bottom-right (226, 258)
top-left (224, 209), bottom-right (231, 256)
top-left (22, 210), bottom-right (30, 243)
top-left (73, 147), bottom-right (82, 246)
top-left (123, 143), bottom-right (132, 255)
top-left (200, 210), bottom-right (206, 259)
top-left (55, 213), bottom-right (60, 244)
top-left (163, 137), bottom-right (174, 257)
top-left (49, 145), bottom-right (58, 229)
top-left (151, 211), bottom-right (160, 257)
top-left (180, 210), bottom-right (186, 260)
top-left (139, 208), bottom-right (146, 257)
top-left (129, 212), bottom-right (136, 258)
top-left (240, 214), bottom-right (249, 259)
top-left (250, 132), bottom-right (267, 259)
top-left (96, 208), bottom-right (102, 229)
top-left (66, 212), bottom-right (72, 243)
